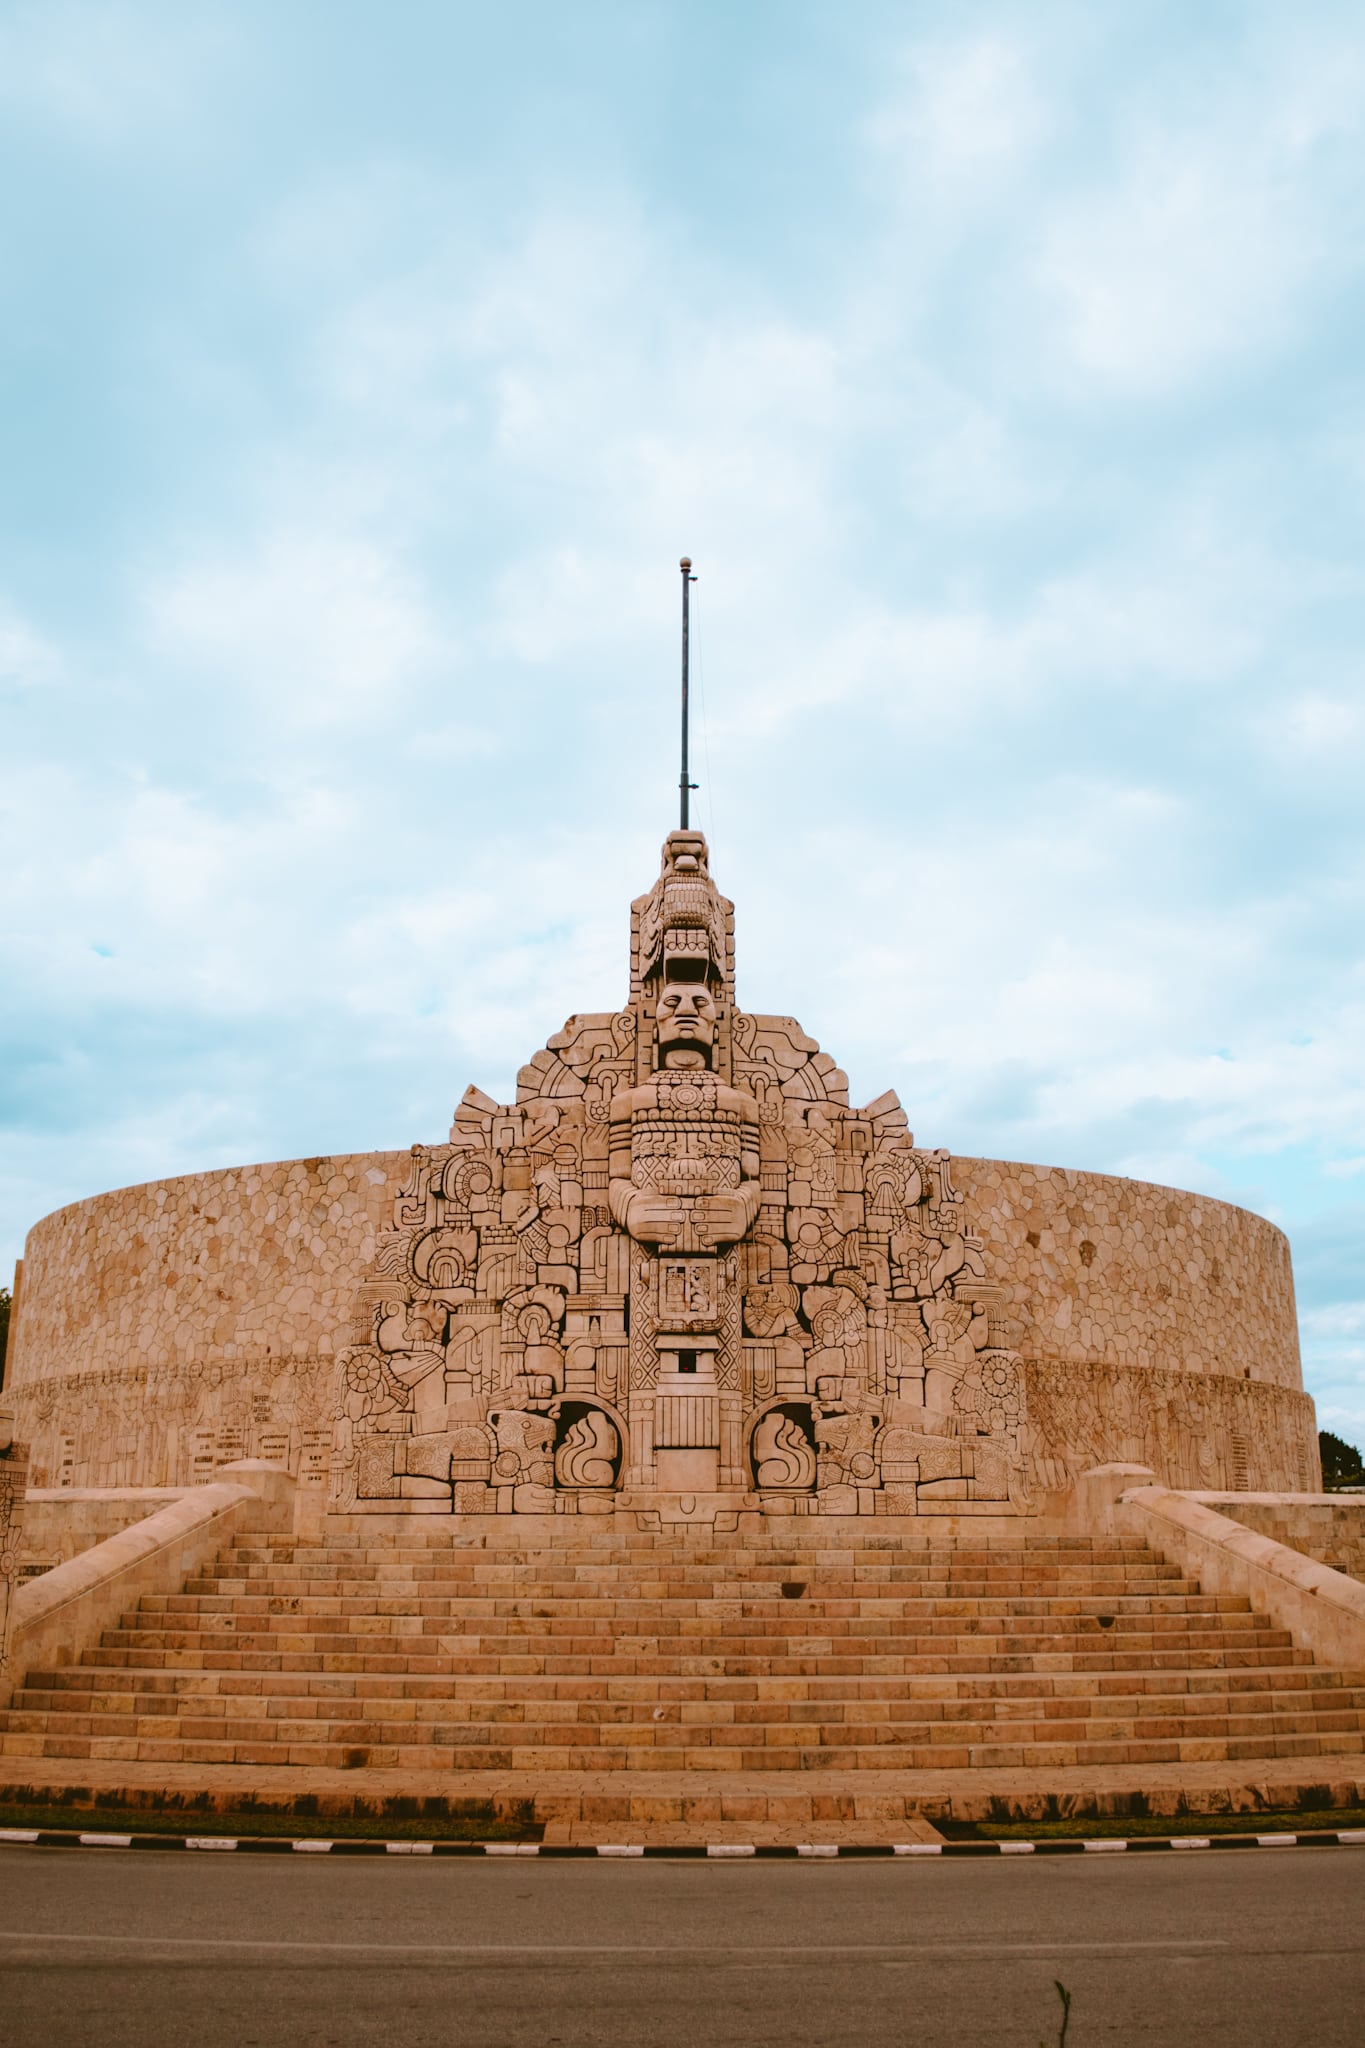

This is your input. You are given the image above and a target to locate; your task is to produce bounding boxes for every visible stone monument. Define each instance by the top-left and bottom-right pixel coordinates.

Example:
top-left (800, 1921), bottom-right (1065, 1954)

top-left (314, 824), bottom-right (1318, 1523)
top-left (3, 549), bottom-right (1319, 1521)
top-left (329, 826), bottom-right (1036, 1519)
top-left (4, 824), bottom-right (1318, 1521)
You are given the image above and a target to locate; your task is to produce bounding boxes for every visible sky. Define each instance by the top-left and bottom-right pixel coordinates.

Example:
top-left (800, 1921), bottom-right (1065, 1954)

top-left (2, 1), bottom-right (1364, 1443)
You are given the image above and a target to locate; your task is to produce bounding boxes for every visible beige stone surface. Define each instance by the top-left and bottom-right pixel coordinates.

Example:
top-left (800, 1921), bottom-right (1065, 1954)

top-left (21, 1491), bottom-right (202, 1570)
top-left (4, 1517), bottom-right (1361, 1776)
top-left (958, 1157), bottom-right (1301, 1387)
top-left (0, 1446), bottom-right (28, 1683)
top-left (8, 1152), bottom-right (403, 1495)
top-left (1202, 1494), bottom-right (1365, 1584)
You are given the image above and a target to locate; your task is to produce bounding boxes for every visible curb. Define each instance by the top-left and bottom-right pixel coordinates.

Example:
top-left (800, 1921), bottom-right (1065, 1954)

top-left (2, 1826), bottom-right (1364, 1858)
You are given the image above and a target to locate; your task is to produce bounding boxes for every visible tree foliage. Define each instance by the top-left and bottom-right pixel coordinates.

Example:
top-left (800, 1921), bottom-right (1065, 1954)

top-left (1319, 1430), bottom-right (1365, 1489)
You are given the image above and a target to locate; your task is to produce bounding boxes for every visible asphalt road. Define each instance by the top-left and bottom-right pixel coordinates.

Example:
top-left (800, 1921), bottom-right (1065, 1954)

top-left (0, 1845), bottom-right (1361, 2046)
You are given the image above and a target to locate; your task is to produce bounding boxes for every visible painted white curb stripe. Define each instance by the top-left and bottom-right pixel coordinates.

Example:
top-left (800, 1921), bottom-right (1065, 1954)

top-left (3, 1828), bottom-right (1364, 1857)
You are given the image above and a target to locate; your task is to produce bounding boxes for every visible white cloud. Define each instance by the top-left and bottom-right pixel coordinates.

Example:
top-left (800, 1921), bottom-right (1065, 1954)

top-left (0, 601), bottom-right (61, 689)
top-left (0, 0), bottom-right (237, 148)
top-left (3, 1), bottom-right (1365, 1456)
top-left (864, 34), bottom-right (1048, 202)
top-left (1035, 35), bottom-right (1365, 392)
top-left (143, 529), bottom-right (447, 726)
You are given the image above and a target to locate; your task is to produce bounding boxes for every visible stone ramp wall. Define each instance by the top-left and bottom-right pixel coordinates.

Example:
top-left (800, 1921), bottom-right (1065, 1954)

top-left (1193, 1494), bottom-right (1365, 1585)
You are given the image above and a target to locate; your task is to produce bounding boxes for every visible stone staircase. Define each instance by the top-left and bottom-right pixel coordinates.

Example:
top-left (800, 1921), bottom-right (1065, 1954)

top-left (3, 1525), bottom-right (1364, 1775)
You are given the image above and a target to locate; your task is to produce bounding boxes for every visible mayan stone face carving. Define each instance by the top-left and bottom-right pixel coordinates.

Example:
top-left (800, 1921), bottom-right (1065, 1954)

top-left (327, 832), bottom-right (1034, 1517)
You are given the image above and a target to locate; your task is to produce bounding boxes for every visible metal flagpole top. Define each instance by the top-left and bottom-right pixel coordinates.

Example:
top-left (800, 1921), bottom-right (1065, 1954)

top-left (679, 555), bottom-right (698, 829)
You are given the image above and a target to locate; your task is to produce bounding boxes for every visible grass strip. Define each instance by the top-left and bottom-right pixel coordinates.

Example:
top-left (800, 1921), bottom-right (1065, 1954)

top-left (0, 1801), bottom-right (539, 1843)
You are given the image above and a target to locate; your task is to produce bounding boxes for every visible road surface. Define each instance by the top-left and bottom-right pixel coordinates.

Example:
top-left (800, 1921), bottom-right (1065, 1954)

top-left (0, 1844), bottom-right (1361, 2045)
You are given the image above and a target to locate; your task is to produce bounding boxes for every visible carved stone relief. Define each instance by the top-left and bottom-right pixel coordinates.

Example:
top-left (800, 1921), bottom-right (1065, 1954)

top-left (326, 831), bottom-right (1036, 1516)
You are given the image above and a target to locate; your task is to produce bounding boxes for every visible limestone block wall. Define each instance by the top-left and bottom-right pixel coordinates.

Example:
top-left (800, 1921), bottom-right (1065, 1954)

top-left (1198, 1495), bottom-right (1365, 1584)
top-left (955, 1159), bottom-right (1316, 1494)
top-left (6, 1151), bottom-right (406, 1497)
top-left (956, 1159), bottom-right (1301, 1386)
top-left (4, 1146), bottom-right (1318, 1501)
top-left (19, 1491), bottom-right (198, 1572)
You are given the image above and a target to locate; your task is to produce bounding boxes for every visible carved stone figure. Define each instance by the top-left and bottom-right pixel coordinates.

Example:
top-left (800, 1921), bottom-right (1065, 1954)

top-left (325, 830), bottom-right (1035, 1515)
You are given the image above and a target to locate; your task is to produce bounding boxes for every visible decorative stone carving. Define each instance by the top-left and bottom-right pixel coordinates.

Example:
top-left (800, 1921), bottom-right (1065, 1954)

top-left (0, 1424), bottom-right (27, 1685)
top-left (324, 830), bottom-right (1041, 1516)
top-left (751, 1406), bottom-right (817, 1490)
top-left (554, 1407), bottom-right (621, 1489)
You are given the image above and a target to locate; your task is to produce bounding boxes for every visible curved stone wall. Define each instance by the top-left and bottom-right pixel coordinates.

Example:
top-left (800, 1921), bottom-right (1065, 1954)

top-left (6, 1152), bottom-right (406, 1498)
top-left (955, 1158), bottom-right (1302, 1388)
top-left (4, 1147), bottom-right (1316, 1500)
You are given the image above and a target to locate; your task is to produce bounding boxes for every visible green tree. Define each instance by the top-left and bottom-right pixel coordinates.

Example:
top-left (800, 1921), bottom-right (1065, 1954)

top-left (1319, 1430), bottom-right (1365, 1489)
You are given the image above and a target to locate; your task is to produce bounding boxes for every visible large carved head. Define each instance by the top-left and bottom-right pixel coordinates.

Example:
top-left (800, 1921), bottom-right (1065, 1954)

top-left (655, 981), bottom-right (718, 1067)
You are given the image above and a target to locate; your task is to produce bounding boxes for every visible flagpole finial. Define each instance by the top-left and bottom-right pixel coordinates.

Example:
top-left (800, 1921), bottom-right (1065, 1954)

top-left (679, 556), bottom-right (697, 829)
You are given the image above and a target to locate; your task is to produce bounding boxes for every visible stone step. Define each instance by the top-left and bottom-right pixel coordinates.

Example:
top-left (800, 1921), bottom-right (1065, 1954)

top-left (184, 1564), bottom-right (1195, 1597)
top-left (85, 1622), bottom-right (1301, 1654)
top-left (201, 1545), bottom-right (1188, 1566)
top-left (87, 1640), bottom-right (1301, 1678)
top-left (13, 1671), bottom-right (1358, 1703)
top-left (177, 1585), bottom-right (1199, 1612)
top-left (7, 1532), bottom-right (1352, 1787)
top-left (99, 1619), bottom-right (1278, 1654)
top-left (8, 1687), bottom-right (1360, 1734)
top-left (170, 1571), bottom-right (1199, 1595)
top-left (3, 1728), bottom-right (1361, 1773)
top-left (100, 1598), bottom-right (1280, 1631)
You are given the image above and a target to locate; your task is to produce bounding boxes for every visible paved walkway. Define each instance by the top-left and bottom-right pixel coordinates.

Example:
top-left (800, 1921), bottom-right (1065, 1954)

top-left (3, 1754), bottom-right (1363, 1844)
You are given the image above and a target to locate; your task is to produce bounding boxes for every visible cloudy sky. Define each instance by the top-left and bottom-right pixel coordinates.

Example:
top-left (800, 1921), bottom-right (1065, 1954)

top-left (3, 1), bottom-right (1364, 1441)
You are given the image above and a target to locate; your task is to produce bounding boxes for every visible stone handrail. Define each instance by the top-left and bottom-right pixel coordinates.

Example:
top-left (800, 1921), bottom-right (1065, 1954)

top-left (2, 1461), bottom-right (295, 1703)
top-left (1066, 1464), bottom-right (1365, 1672)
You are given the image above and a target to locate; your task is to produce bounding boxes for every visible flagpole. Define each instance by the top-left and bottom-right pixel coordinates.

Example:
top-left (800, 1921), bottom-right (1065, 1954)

top-left (679, 555), bottom-right (697, 828)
